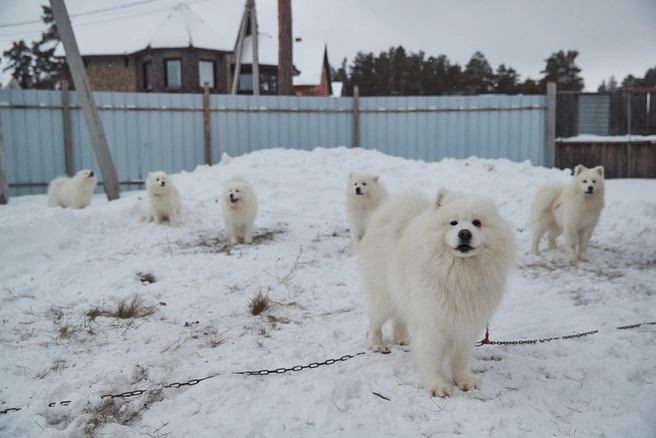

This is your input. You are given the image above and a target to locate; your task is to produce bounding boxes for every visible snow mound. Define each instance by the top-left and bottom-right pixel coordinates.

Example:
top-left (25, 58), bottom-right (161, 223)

top-left (1, 147), bottom-right (655, 437)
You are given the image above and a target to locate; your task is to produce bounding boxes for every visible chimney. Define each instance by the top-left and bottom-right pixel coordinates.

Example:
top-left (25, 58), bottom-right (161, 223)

top-left (295, 37), bottom-right (302, 42)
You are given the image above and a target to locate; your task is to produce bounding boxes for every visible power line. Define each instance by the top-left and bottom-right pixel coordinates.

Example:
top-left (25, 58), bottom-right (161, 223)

top-left (0, 0), bottom-right (164, 29)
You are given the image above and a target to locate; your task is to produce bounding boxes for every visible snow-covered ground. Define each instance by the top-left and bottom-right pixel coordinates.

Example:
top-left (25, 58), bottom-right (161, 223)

top-left (1, 147), bottom-right (655, 438)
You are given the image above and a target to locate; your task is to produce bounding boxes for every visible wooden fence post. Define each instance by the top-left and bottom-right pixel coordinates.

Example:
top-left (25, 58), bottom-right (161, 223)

top-left (626, 91), bottom-right (632, 177)
top-left (0, 111), bottom-right (9, 204)
top-left (353, 85), bottom-right (360, 148)
top-left (50, 0), bottom-right (120, 200)
top-left (203, 82), bottom-right (212, 165)
top-left (545, 82), bottom-right (557, 168)
top-left (61, 80), bottom-right (74, 177)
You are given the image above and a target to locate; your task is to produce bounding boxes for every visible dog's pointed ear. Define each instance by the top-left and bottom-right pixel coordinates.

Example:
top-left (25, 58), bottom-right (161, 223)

top-left (594, 166), bottom-right (604, 177)
top-left (573, 164), bottom-right (587, 176)
top-left (373, 175), bottom-right (380, 182)
top-left (435, 187), bottom-right (448, 209)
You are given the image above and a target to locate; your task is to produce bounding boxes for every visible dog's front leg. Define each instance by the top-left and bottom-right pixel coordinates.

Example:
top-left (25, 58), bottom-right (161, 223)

top-left (412, 327), bottom-right (452, 397)
top-left (451, 346), bottom-right (480, 391)
top-left (563, 224), bottom-right (578, 263)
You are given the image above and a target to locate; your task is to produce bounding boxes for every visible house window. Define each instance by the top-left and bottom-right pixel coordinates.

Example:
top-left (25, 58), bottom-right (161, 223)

top-left (143, 61), bottom-right (152, 90)
top-left (165, 59), bottom-right (182, 88)
top-left (239, 73), bottom-right (253, 91)
top-left (198, 60), bottom-right (215, 88)
top-left (260, 73), bottom-right (277, 93)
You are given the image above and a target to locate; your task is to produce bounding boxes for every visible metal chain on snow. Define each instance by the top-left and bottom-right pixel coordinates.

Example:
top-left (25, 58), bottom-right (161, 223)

top-left (0, 352), bottom-right (365, 415)
top-left (476, 321), bottom-right (656, 346)
top-left (234, 352), bottom-right (366, 376)
top-left (2, 322), bottom-right (655, 416)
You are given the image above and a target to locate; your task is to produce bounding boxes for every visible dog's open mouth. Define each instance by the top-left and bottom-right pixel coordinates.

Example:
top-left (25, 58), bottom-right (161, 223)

top-left (456, 244), bottom-right (473, 253)
top-left (585, 191), bottom-right (594, 195)
top-left (230, 198), bottom-right (239, 204)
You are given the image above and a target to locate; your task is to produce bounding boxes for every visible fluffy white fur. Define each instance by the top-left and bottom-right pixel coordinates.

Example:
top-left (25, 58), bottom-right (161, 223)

top-left (146, 171), bottom-right (181, 226)
top-left (358, 188), bottom-right (516, 397)
top-left (47, 170), bottom-right (97, 209)
top-left (222, 176), bottom-right (258, 244)
top-left (345, 171), bottom-right (388, 251)
top-left (530, 165), bottom-right (605, 262)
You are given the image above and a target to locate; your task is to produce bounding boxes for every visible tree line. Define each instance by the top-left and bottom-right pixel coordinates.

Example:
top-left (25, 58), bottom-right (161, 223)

top-left (1, 7), bottom-right (655, 95)
top-left (332, 47), bottom-right (656, 96)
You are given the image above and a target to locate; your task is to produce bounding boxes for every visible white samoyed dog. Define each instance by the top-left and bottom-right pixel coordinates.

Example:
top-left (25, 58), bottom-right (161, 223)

top-left (345, 171), bottom-right (388, 251)
top-left (222, 176), bottom-right (258, 244)
top-left (359, 188), bottom-right (516, 397)
top-left (529, 165), bottom-right (605, 262)
top-left (47, 169), bottom-right (97, 209)
top-left (146, 171), bottom-right (181, 226)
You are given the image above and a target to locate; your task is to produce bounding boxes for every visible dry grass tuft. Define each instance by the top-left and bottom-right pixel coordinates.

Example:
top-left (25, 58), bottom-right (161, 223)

top-left (87, 295), bottom-right (155, 321)
top-left (248, 290), bottom-right (271, 316)
top-left (181, 228), bottom-right (285, 254)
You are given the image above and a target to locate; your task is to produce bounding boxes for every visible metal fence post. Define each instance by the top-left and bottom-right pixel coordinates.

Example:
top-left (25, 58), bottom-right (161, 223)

top-left (545, 82), bottom-right (557, 168)
top-left (0, 111), bottom-right (9, 204)
top-left (353, 85), bottom-right (360, 148)
top-left (626, 91), bottom-right (632, 177)
top-left (203, 82), bottom-right (211, 165)
top-left (61, 80), bottom-right (74, 176)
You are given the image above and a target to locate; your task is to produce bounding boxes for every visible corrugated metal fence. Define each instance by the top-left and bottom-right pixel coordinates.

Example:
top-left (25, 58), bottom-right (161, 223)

top-left (0, 89), bottom-right (546, 196)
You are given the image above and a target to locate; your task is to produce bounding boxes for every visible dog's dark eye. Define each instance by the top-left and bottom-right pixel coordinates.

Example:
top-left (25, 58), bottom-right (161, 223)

top-left (472, 219), bottom-right (481, 228)
top-left (156, 178), bottom-right (159, 181)
top-left (236, 190), bottom-right (240, 193)
top-left (592, 180), bottom-right (596, 183)
top-left (362, 182), bottom-right (367, 186)
top-left (583, 180), bottom-right (587, 183)
top-left (450, 221), bottom-right (458, 226)
top-left (354, 183), bottom-right (357, 186)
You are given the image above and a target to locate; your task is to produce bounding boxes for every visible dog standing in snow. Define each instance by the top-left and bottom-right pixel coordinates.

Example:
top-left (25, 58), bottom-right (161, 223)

top-left (345, 171), bottom-right (388, 251)
top-left (359, 188), bottom-right (515, 397)
top-left (47, 170), bottom-right (98, 209)
top-left (146, 171), bottom-right (181, 226)
top-left (222, 176), bottom-right (258, 244)
top-left (530, 165), bottom-right (605, 262)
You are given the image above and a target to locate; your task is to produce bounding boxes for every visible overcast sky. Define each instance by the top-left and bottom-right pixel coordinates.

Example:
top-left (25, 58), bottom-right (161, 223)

top-left (1, 0), bottom-right (655, 90)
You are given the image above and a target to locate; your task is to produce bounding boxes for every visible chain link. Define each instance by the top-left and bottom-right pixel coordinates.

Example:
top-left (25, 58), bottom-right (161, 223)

top-left (477, 322), bottom-right (655, 346)
top-left (234, 353), bottom-right (366, 376)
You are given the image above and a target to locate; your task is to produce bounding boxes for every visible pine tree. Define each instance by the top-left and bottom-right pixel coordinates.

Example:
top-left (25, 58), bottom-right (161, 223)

top-left (607, 76), bottom-right (618, 92)
top-left (519, 78), bottom-right (542, 94)
top-left (597, 80), bottom-right (607, 92)
top-left (621, 74), bottom-right (638, 88)
top-left (2, 6), bottom-right (62, 89)
top-left (539, 50), bottom-right (584, 91)
top-left (495, 64), bottom-right (520, 94)
top-left (463, 51), bottom-right (495, 94)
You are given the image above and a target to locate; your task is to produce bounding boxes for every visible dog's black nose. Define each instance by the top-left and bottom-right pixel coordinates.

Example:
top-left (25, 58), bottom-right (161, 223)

top-left (587, 186), bottom-right (593, 192)
top-left (356, 187), bottom-right (362, 195)
top-left (458, 229), bottom-right (472, 241)
top-left (89, 171), bottom-right (94, 177)
top-left (161, 181), bottom-right (165, 187)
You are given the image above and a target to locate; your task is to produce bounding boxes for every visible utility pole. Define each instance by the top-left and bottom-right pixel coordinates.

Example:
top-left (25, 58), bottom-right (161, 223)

top-left (277, 0), bottom-right (293, 95)
top-left (249, 0), bottom-right (260, 95)
top-left (50, 0), bottom-right (120, 200)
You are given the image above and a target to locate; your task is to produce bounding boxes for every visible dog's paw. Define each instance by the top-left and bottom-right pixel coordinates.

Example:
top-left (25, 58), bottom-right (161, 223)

top-left (368, 344), bottom-right (390, 354)
top-left (428, 382), bottom-right (453, 398)
top-left (455, 375), bottom-right (481, 392)
top-left (578, 254), bottom-right (589, 262)
top-left (529, 248), bottom-right (541, 256)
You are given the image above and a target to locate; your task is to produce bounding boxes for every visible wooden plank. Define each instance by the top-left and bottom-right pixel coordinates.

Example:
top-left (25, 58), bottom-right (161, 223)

top-left (231, 2), bottom-right (249, 95)
top-left (277, 0), bottom-right (293, 95)
top-left (0, 111), bottom-right (9, 204)
top-left (203, 82), bottom-right (211, 165)
top-left (545, 82), bottom-right (557, 167)
top-left (353, 85), bottom-right (360, 147)
top-left (50, 0), bottom-right (120, 200)
top-left (61, 80), bottom-right (74, 176)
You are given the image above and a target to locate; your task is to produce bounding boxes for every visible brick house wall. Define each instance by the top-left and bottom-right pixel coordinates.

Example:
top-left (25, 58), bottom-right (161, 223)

top-left (294, 66), bottom-right (330, 97)
top-left (83, 55), bottom-right (137, 92)
top-left (66, 47), bottom-right (231, 93)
